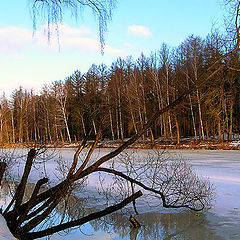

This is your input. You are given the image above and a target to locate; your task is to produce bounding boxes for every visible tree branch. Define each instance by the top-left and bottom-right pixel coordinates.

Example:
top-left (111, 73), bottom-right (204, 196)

top-left (20, 190), bottom-right (143, 239)
top-left (16, 177), bottom-right (49, 228)
top-left (12, 149), bottom-right (37, 215)
top-left (95, 167), bottom-right (204, 211)
top-left (67, 136), bottom-right (88, 178)
top-left (0, 162), bottom-right (6, 187)
top-left (74, 126), bottom-right (101, 176)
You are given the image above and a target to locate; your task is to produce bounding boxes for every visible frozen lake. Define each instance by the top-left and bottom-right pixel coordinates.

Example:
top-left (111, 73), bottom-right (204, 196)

top-left (0, 148), bottom-right (240, 240)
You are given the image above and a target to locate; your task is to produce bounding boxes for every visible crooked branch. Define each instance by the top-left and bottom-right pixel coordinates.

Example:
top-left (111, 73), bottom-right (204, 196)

top-left (21, 190), bottom-right (143, 239)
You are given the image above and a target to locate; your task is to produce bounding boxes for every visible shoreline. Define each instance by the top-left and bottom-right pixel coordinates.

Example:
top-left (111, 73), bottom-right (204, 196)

top-left (1, 139), bottom-right (240, 150)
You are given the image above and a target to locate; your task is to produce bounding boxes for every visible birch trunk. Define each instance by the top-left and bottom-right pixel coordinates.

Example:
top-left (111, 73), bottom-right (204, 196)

top-left (92, 119), bottom-right (97, 135)
top-left (118, 90), bottom-right (124, 140)
top-left (109, 109), bottom-right (115, 140)
top-left (228, 99), bottom-right (233, 141)
top-left (196, 88), bottom-right (205, 140)
top-left (81, 115), bottom-right (86, 136)
top-left (175, 113), bottom-right (180, 144)
top-left (107, 95), bottom-right (115, 140)
top-left (189, 93), bottom-right (197, 139)
top-left (218, 117), bottom-right (222, 142)
top-left (126, 88), bottom-right (137, 135)
top-left (116, 106), bottom-right (120, 140)
top-left (61, 105), bottom-right (71, 143)
top-left (166, 66), bottom-right (173, 140)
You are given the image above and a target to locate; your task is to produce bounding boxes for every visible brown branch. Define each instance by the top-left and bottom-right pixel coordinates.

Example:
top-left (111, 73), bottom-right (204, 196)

top-left (74, 126), bottom-right (101, 176)
top-left (67, 136), bottom-right (88, 178)
top-left (16, 178), bottom-right (49, 228)
top-left (12, 149), bottom-right (37, 215)
top-left (13, 178), bottom-right (71, 221)
top-left (204, 2), bottom-right (240, 74)
top-left (0, 162), bottom-right (6, 187)
top-left (19, 195), bottom-right (62, 234)
top-left (24, 196), bottom-right (54, 221)
top-left (95, 167), bottom-right (204, 211)
top-left (20, 191), bottom-right (143, 240)
top-left (225, 64), bottom-right (240, 71)
top-left (131, 182), bottom-right (139, 215)
top-left (23, 180), bottom-right (71, 222)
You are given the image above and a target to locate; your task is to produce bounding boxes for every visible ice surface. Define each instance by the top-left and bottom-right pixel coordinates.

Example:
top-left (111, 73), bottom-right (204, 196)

top-left (0, 215), bottom-right (17, 240)
top-left (0, 149), bottom-right (240, 239)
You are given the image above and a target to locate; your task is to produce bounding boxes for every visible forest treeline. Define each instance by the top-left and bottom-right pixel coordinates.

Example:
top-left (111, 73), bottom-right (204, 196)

top-left (1, 33), bottom-right (240, 145)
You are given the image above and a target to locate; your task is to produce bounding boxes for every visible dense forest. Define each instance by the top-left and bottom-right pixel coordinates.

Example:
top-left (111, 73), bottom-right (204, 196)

top-left (1, 33), bottom-right (240, 145)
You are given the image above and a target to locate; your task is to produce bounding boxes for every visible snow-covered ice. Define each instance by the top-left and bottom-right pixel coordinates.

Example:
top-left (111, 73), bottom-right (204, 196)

top-left (0, 215), bottom-right (17, 240)
top-left (0, 148), bottom-right (240, 239)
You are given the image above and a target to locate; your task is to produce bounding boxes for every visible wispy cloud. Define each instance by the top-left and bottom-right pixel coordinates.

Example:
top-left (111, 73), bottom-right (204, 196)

top-left (128, 24), bottom-right (151, 37)
top-left (0, 24), bottom-right (128, 57)
top-left (124, 42), bottom-right (132, 47)
top-left (0, 26), bottom-right (32, 54)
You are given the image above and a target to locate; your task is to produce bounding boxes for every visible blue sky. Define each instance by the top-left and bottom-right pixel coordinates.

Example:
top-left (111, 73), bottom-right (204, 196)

top-left (0, 0), bottom-right (226, 97)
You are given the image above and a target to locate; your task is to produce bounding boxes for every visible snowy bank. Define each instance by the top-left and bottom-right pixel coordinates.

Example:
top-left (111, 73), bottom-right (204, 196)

top-left (0, 215), bottom-right (17, 240)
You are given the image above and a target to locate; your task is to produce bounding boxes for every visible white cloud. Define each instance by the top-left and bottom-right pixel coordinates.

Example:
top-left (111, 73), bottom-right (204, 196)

top-left (124, 42), bottom-right (132, 47)
top-left (0, 24), bottom-right (128, 57)
top-left (0, 26), bottom-right (32, 54)
top-left (128, 25), bottom-right (151, 37)
top-left (40, 24), bottom-right (128, 56)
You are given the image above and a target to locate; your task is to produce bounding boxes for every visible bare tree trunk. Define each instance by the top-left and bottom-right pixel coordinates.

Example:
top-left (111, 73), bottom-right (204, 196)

top-left (116, 106), bottom-right (120, 140)
top-left (175, 113), bottom-right (180, 144)
top-left (0, 162), bottom-right (6, 187)
top-left (157, 101), bottom-right (163, 137)
top-left (135, 86), bottom-right (145, 141)
top-left (62, 106), bottom-right (71, 143)
top-left (126, 89), bottom-right (138, 135)
top-left (19, 108), bottom-right (23, 143)
top-left (196, 88), bottom-right (205, 140)
top-left (218, 117), bottom-right (222, 142)
top-left (228, 99), bottom-right (233, 141)
top-left (149, 128), bottom-right (155, 146)
top-left (189, 93), bottom-right (197, 140)
top-left (166, 68), bottom-right (173, 140)
top-left (47, 116), bottom-right (52, 143)
top-left (36, 125), bottom-right (41, 142)
top-left (132, 72), bottom-right (145, 140)
top-left (26, 125), bottom-right (29, 143)
top-left (109, 109), bottom-right (115, 140)
top-left (45, 118), bottom-right (48, 142)
top-left (92, 119), bottom-right (97, 135)
top-left (155, 72), bottom-right (164, 137)
top-left (33, 105), bottom-right (38, 143)
top-left (118, 91), bottom-right (124, 140)
top-left (206, 121), bottom-right (209, 140)
top-left (5, 123), bottom-right (9, 144)
top-left (81, 115), bottom-right (86, 136)
top-left (160, 89), bottom-right (167, 139)
top-left (222, 93), bottom-right (229, 141)
top-left (107, 95), bottom-right (115, 140)
top-left (54, 116), bottom-right (58, 141)
top-left (60, 129), bottom-right (64, 144)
